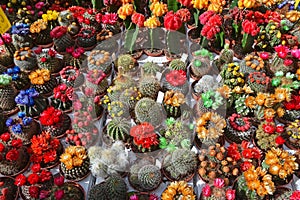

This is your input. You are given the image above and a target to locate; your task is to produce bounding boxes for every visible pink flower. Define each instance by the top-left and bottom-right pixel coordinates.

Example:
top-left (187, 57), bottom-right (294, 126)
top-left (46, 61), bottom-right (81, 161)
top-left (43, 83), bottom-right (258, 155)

top-left (226, 189), bottom-right (236, 200)
top-left (284, 59), bottom-right (293, 66)
top-left (202, 184), bottom-right (211, 197)
top-left (55, 190), bottom-right (64, 200)
top-left (291, 49), bottom-right (300, 59)
top-left (165, 70), bottom-right (187, 86)
top-left (54, 176), bottom-right (64, 187)
top-left (0, 33), bottom-right (12, 45)
top-left (259, 52), bottom-right (269, 60)
top-left (242, 20), bottom-right (260, 36)
top-left (35, 2), bottom-right (44, 10)
top-left (274, 45), bottom-right (289, 59)
top-left (129, 194), bottom-right (138, 200)
top-left (102, 13), bottom-right (118, 25)
top-left (66, 46), bottom-right (74, 53)
top-left (213, 178), bottom-right (225, 188)
top-left (39, 190), bottom-right (50, 199)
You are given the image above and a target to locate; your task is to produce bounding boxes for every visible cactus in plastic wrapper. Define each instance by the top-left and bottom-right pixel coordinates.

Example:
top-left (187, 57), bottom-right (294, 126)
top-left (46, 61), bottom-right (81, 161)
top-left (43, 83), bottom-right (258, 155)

top-left (138, 76), bottom-right (160, 100)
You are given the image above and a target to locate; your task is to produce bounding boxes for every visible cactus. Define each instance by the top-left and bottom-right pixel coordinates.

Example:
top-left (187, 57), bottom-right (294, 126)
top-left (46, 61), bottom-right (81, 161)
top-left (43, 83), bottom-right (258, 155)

top-left (13, 49), bottom-right (37, 73)
top-left (106, 117), bottom-right (131, 142)
top-left (277, 191), bottom-right (292, 200)
top-left (0, 75), bottom-right (17, 113)
top-left (255, 121), bottom-right (279, 151)
top-left (234, 94), bottom-right (252, 116)
top-left (138, 76), bottom-right (160, 100)
top-left (283, 109), bottom-right (300, 122)
top-left (134, 97), bottom-right (163, 127)
top-left (51, 27), bottom-right (75, 53)
top-left (107, 101), bottom-right (130, 119)
top-left (169, 59), bottom-right (186, 71)
top-left (214, 45), bottom-right (234, 70)
top-left (141, 62), bottom-right (160, 76)
top-left (116, 54), bottom-right (136, 73)
top-left (162, 69), bottom-right (189, 95)
top-left (163, 149), bottom-right (198, 181)
top-left (119, 87), bottom-right (142, 110)
top-left (234, 176), bottom-right (262, 200)
top-left (88, 175), bottom-right (127, 200)
top-left (194, 75), bottom-right (219, 94)
top-left (77, 27), bottom-right (97, 49)
top-left (247, 72), bottom-right (270, 93)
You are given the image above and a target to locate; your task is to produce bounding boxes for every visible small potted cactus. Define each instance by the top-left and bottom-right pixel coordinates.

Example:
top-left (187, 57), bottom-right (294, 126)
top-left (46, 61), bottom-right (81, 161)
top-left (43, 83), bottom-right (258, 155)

top-left (59, 146), bottom-right (90, 181)
top-left (134, 97), bottom-right (164, 128)
top-left (87, 49), bottom-right (112, 75)
top-left (15, 88), bottom-right (48, 118)
top-left (104, 117), bottom-right (131, 145)
top-left (88, 141), bottom-right (130, 178)
top-left (163, 90), bottom-right (185, 118)
top-left (76, 27), bottom-right (97, 50)
top-left (200, 178), bottom-right (236, 200)
top-left (212, 44), bottom-right (234, 71)
top-left (85, 69), bottom-right (108, 97)
top-left (190, 51), bottom-right (215, 80)
top-left (138, 76), bottom-right (160, 100)
top-left (5, 66), bottom-right (30, 91)
top-left (51, 83), bottom-right (73, 113)
top-left (50, 26), bottom-right (75, 53)
top-left (169, 59), bottom-right (187, 72)
top-left (11, 23), bottom-right (33, 49)
top-left (220, 63), bottom-right (245, 89)
top-left (161, 69), bottom-right (189, 95)
top-left (141, 62), bottom-right (161, 76)
top-left (192, 75), bottom-right (219, 101)
top-left (195, 112), bottom-right (226, 148)
top-left (63, 47), bottom-right (87, 71)
top-left (130, 122), bottom-right (159, 153)
top-left (107, 101), bottom-right (130, 119)
top-left (128, 159), bottom-right (162, 192)
top-left (88, 175), bottom-right (127, 200)
top-left (115, 54), bottom-right (137, 75)
top-left (28, 69), bottom-right (57, 97)
top-left (0, 74), bottom-right (18, 115)
top-left (59, 66), bottom-right (85, 89)
top-left (13, 47), bottom-right (37, 73)
top-left (161, 181), bottom-right (196, 200)
top-left (162, 148), bottom-right (198, 181)
top-left (34, 47), bottom-right (62, 74)
top-left (29, 19), bottom-right (53, 48)
top-left (247, 72), bottom-right (270, 93)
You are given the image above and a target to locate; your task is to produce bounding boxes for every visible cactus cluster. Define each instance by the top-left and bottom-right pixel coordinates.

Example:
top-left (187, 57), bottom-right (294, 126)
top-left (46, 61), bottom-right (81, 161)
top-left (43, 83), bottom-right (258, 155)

top-left (134, 97), bottom-right (163, 127)
top-left (163, 149), bottom-right (198, 181)
top-left (129, 160), bottom-right (162, 192)
top-left (141, 62), bottom-right (160, 76)
top-left (88, 175), bottom-right (127, 200)
top-left (106, 117), bottom-right (131, 142)
top-left (138, 76), bottom-right (160, 100)
top-left (169, 59), bottom-right (186, 71)
top-left (247, 72), bottom-right (270, 93)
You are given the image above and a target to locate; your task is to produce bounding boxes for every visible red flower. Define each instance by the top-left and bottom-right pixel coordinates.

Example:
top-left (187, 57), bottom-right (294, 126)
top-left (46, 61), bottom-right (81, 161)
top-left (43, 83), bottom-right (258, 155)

top-left (31, 163), bottom-right (41, 173)
top-left (55, 190), bottom-right (64, 200)
top-left (276, 125), bottom-right (284, 133)
top-left (50, 26), bottom-right (68, 39)
top-left (34, 46), bottom-right (43, 54)
top-left (259, 52), bottom-right (269, 60)
top-left (274, 45), bottom-right (289, 59)
top-left (66, 46), bottom-right (74, 53)
top-left (95, 13), bottom-right (102, 23)
top-left (226, 189), bottom-right (236, 200)
top-left (200, 13), bottom-right (222, 40)
top-left (165, 70), bottom-right (187, 86)
top-left (240, 161), bottom-right (253, 171)
top-left (54, 176), bottom-right (64, 187)
top-left (29, 186), bottom-right (39, 198)
top-left (176, 9), bottom-right (191, 23)
top-left (14, 174), bottom-right (27, 186)
top-left (164, 11), bottom-right (182, 31)
top-left (242, 20), bottom-right (260, 36)
top-left (11, 139), bottom-right (22, 148)
top-left (262, 123), bottom-right (275, 134)
top-left (6, 149), bottom-right (19, 161)
top-left (0, 133), bottom-right (10, 142)
top-left (202, 184), bottom-right (211, 197)
top-left (227, 143), bottom-right (241, 161)
top-left (48, 49), bottom-right (56, 57)
top-left (27, 173), bottom-right (39, 185)
top-left (275, 136), bottom-right (285, 145)
top-left (177, 0), bottom-right (192, 7)
top-left (39, 170), bottom-right (52, 182)
top-left (131, 13), bottom-right (145, 27)
top-left (242, 148), bottom-right (253, 159)
top-left (43, 149), bottom-right (57, 163)
top-left (40, 57), bottom-right (47, 63)
top-left (199, 11), bottom-right (215, 25)
top-left (102, 13), bottom-right (118, 25)
top-left (251, 147), bottom-right (262, 159)
top-left (290, 191), bottom-right (300, 200)
top-left (0, 143), bottom-right (5, 152)
top-left (284, 59), bottom-right (293, 66)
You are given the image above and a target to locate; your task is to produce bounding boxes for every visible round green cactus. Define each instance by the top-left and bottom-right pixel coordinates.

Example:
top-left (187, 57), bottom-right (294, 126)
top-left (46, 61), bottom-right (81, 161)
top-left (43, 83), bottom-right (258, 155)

top-left (169, 59), bottom-right (186, 71)
top-left (138, 76), bottom-right (160, 100)
top-left (134, 97), bottom-right (163, 127)
top-left (141, 62), bottom-right (160, 76)
top-left (106, 117), bottom-right (131, 142)
top-left (107, 101), bottom-right (130, 119)
top-left (116, 54), bottom-right (136, 73)
top-left (119, 87), bottom-right (142, 110)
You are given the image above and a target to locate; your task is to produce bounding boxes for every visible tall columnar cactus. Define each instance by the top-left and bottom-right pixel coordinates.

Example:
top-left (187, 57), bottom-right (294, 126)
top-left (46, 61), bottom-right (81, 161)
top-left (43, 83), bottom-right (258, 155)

top-left (88, 175), bottom-right (127, 200)
top-left (116, 54), bottom-right (136, 73)
top-left (106, 117), bottom-right (131, 142)
top-left (141, 62), bottom-right (160, 76)
top-left (169, 59), bottom-right (187, 71)
top-left (138, 76), bottom-right (160, 100)
top-left (163, 149), bottom-right (198, 181)
top-left (134, 97), bottom-right (163, 127)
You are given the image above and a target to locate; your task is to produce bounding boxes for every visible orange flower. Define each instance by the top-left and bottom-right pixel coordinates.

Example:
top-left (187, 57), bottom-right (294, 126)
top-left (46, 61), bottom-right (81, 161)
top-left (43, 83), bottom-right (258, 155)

top-left (30, 19), bottom-right (48, 33)
top-left (245, 96), bottom-right (256, 109)
top-left (150, 1), bottom-right (168, 17)
top-left (60, 146), bottom-right (87, 170)
top-left (164, 90), bottom-right (185, 106)
top-left (277, 107), bottom-right (285, 117)
top-left (29, 69), bottom-right (51, 85)
top-left (192, 0), bottom-right (209, 9)
top-left (255, 93), bottom-right (266, 106)
top-left (264, 108), bottom-right (275, 119)
top-left (274, 88), bottom-right (291, 102)
top-left (117, 3), bottom-right (134, 20)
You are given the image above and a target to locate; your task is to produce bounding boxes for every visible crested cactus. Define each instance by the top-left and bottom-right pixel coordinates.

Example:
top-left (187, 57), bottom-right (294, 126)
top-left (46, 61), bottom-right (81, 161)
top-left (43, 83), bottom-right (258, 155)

top-left (88, 175), bottom-right (127, 200)
top-left (141, 62), bottom-right (160, 76)
top-left (138, 76), bottom-right (160, 100)
top-left (107, 101), bottom-right (130, 119)
top-left (169, 59), bottom-right (187, 71)
top-left (116, 54), bottom-right (136, 74)
top-left (163, 149), bottom-right (198, 181)
top-left (106, 117), bottom-right (131, 142)
top-left (134, 97), bottom-right (164, 127)
top-left (129, 161), bottom-right (162, 192)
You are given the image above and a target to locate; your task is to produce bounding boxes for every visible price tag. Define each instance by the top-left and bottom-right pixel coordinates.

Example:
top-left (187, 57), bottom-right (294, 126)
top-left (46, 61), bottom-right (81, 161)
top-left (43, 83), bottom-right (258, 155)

top-left (156, 72), bottom-right (162, 80)
top-left (156, 91), bottom-right (164, 103)
top-left (181, 53), bottom-right (188, 63)
top-left (216, 74), bottom-right (222, 83)
top-left (0, 8), bottom-right (11, 34)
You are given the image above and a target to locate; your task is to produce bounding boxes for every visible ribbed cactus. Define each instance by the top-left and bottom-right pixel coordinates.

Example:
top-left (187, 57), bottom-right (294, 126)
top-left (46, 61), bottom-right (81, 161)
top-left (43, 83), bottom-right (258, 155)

top-left (0, 75), bottom-right (17, 112)
top-left (141, 62), bottom-right (160, 76)
top-left (134, 97), bottom-right (163, 127)
top-left (52, 32), bottom-right (75, 53)
top-left (163, 149), bottom-right (198, 181)
top-left (106, 117), bottom-right (131, 142)
top-left (270, 54), bottom-right (293, 74)
top-left (138, 76), bottom-right (160, 100)
top-left (116, 54), bottom-right (136, 73)
top-left (88, 175), bottom-right (127, 200)
top-left (169, 59), bottom-right (186, 71)
top-left (107, 101), bottom-right (130, 119)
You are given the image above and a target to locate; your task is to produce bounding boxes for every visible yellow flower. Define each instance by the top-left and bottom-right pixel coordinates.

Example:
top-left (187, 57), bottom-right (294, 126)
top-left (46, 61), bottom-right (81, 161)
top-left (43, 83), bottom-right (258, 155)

top-left (150, 1), bottom-right (168, 17)
top-left (161, 181), bottom-right (195, 200)
top-left (60, 146), bottom-right (87, 170)
top-left (208, 0), bottom-right (226, 13)
top-left (238, 0), bottom-right (258, 9)
top-left (274, 88), bottom-right (291, 102)
top-left (30, 19), bottom-right (48, 33)
top-left (29, 69), bottom-right (50, 85)
top-left (192, 0), bottom-right (209, 9)
top-left (42, 10), bottom-right (59, 22)
top-left (117, 3), bottom-right (134, 20)
top-left (144, 16), bottom-right (161, 28)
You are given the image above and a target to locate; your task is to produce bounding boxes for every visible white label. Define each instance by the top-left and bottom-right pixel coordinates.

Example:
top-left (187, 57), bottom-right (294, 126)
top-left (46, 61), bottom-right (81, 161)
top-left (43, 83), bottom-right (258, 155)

top-left (216, 74), bottom-right (222, 83)
top-left (156, 91), bottom-right (164, 103)
top-left (181, 53), bottom-right (188, 63)
top-left (155, 159), bottom-right (162, 168)
top-left (156, 72), bottom-right (162, 80)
